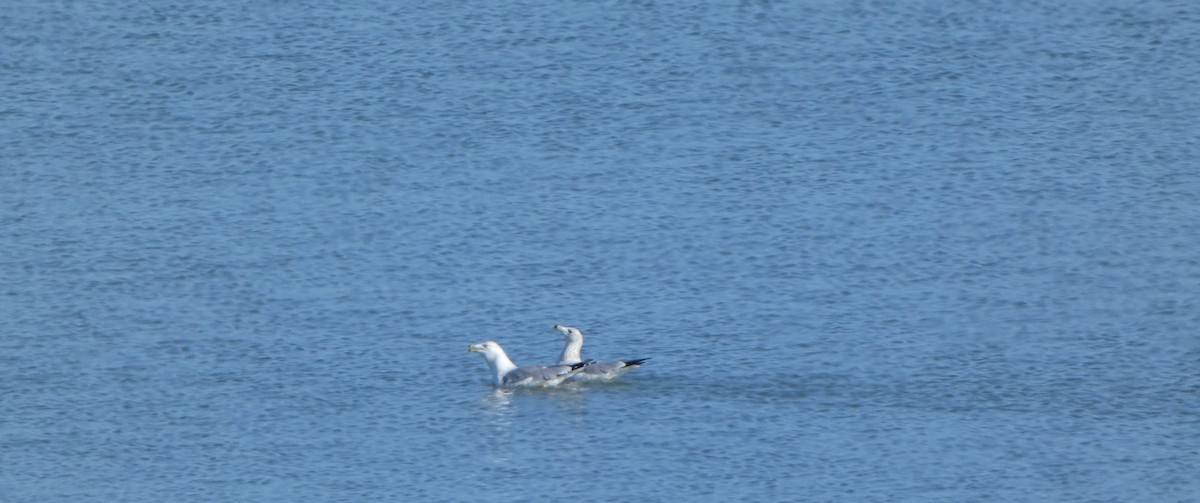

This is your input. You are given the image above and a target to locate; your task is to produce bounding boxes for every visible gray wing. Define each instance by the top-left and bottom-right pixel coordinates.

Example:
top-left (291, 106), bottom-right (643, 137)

top-left (501, 364), bottom-right (580, 386)
top-left (580, 361), bottom-right (630, 375)
top-left (581, 358), bottom-right (649, 375)
top-left (571, 358), bottom-right (649, 381)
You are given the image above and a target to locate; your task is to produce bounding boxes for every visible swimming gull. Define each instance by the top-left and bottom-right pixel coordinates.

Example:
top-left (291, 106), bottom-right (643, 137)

top-left (468, 341), bottom-right (592, 388)
top-left (553, 325), bottom-right (649, 381)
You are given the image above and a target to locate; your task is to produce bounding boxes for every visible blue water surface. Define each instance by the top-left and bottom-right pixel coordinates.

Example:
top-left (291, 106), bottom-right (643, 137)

top-left (2, 1), bottom-right (1198, 501)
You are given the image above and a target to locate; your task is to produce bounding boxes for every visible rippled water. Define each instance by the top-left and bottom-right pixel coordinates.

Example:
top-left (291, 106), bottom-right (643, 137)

top-left (3, 1), bottom-right (1198, 501)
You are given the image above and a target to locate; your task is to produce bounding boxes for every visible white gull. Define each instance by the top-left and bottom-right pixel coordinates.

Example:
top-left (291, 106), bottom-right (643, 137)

top-left (468, 341), bottom-right (591, 388)
top-left (553, 325), bottom-right (648, 382)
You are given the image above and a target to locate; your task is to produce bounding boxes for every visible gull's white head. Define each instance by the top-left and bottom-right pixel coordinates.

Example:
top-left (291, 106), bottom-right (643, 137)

top-left (553, 325), bottom-right (586, 365)
top-left (553, 325), bottom-right (585, 343)
top-left (468, 341), bottom-right (504, 357)
top-left (468, 341), bottom-right (518, 385)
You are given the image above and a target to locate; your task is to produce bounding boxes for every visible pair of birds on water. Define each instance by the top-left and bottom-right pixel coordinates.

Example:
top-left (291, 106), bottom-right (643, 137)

top-left (468, 325), bottom-right (649, 388)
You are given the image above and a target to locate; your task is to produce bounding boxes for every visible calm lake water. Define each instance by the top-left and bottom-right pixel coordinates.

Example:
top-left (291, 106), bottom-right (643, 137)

top-left (3, 1), bottom-right (1198, 501)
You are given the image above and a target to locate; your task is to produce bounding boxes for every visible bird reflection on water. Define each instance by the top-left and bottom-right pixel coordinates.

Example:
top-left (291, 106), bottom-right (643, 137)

top-left (477, 386), bottom-right (589, 466)
top-left (481, 386), bottom-right (587, 421)
top-left (482, 388), bottom-right (515, 422)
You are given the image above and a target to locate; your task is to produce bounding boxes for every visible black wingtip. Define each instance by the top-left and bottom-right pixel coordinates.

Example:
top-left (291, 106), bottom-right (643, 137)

top-left (569, 359), bottom-right (595, 371)
top-left (622, 357), bottom-right (650, 367)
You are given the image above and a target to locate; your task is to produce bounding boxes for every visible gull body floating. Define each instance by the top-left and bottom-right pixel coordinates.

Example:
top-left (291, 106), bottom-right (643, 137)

top-left (468, 341), bottom-right (592, 388)
top-left (553, 325), bottom-right (649, 382)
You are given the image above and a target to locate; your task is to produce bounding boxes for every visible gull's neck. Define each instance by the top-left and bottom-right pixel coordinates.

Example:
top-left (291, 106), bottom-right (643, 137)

top-left (558, 336), bottom-right (584, 365)
top-left (483, 348), bottom-right (519, 386)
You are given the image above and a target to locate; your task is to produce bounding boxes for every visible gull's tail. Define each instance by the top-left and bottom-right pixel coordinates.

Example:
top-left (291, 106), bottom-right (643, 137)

top-left (621, 358), bottom-right (650, 367)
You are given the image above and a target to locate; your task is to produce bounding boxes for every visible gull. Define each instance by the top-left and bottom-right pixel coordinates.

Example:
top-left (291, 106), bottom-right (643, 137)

top-left (553, 325), bottom-right (648, 382)
top-left (468, 341), bottom-right (591, 388)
